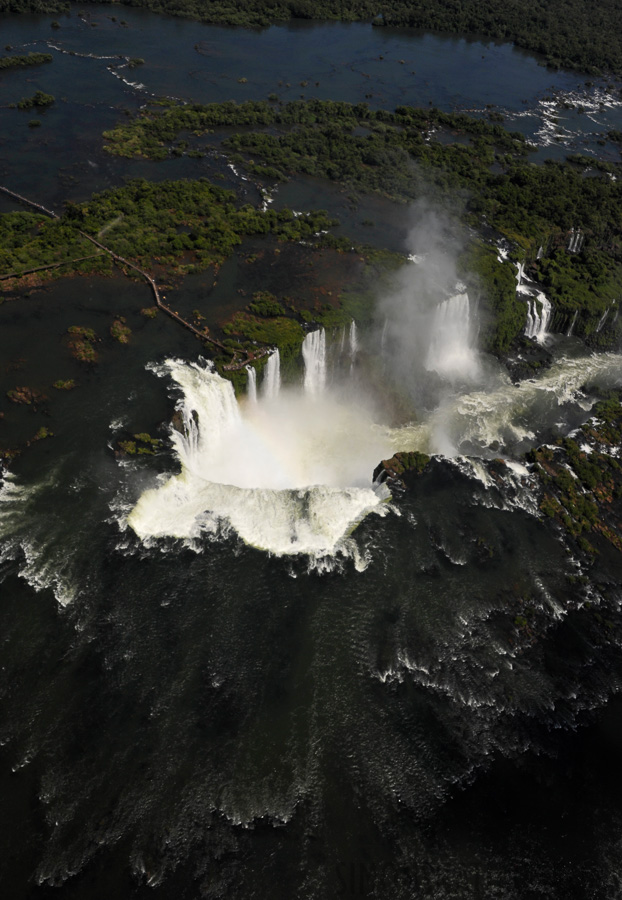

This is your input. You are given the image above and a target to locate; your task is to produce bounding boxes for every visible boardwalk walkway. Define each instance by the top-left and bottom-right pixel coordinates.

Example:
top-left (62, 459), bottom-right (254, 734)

top-left (0, 254), bottom-right (101, 281)
top-left (0, 184), bottom-right (249, 359)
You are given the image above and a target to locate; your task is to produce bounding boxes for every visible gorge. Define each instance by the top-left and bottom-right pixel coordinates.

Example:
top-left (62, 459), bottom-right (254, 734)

top-left (1, 6), bottom-right (622, 900)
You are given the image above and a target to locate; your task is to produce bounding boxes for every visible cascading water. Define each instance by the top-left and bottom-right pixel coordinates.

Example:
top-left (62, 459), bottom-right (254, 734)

top-left (425, 290), bottom-right (480, 382)
top-left (349, 319), bottom-right (358, 358)
top-left (516, 262), bottom-right (552, 343)
top-left (302, 329), bottom-right (327, 395)
top-left (524, 292), bottom-right (552, 343)
top-left (567, 309), bottom-right (578, 336)
top-left (597, 308), bottom-right (610, 333)
top-left (126, 349), bottom-right (622, 558)
top-left (568, 228), bottom-right (584, 253)
top-left (395, 352), bottom-right (622, 457)
top-left (246, 365), bottom-right (257, 404)
top-left (349, 319), bottom-right (358, 375)
top-left (127, 359), bottom-right (392, 558)
top-left (380, 318), bottom-right (388, 353)
top-left (262, 349), bottom-right (281, 400)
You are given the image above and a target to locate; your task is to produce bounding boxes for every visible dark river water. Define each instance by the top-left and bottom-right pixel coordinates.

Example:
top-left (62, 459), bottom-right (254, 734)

top-left (1, 6), bottom-right (622, 899)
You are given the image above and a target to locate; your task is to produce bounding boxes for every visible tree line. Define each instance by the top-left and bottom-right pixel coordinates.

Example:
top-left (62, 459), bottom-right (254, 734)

top-left (3, 1), bottom-right (622, 74)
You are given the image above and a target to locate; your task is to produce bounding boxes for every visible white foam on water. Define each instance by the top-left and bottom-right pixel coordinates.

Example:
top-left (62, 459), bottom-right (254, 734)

top-left (127, 360), bottom-right (392, 558)
top-left (390, 352), bottom-right (622, 456)
top-left (302, 329), bottom-right (327, 395)
top-left (262, 349), bottom-right (281, 400)
top-left (245, 365), bottom-right (257, 404)
top-left (425, 291), bottom-right (480, 382)
top-left (0, 473), bottom-right (77, 607)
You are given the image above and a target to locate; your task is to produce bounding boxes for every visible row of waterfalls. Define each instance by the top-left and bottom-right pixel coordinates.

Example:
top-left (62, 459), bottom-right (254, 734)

top-left (245, 320), bottom-right (360, 403)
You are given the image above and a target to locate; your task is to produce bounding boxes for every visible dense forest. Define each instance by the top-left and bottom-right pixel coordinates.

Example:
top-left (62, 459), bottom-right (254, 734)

top-left (2, 0), bottom-right (622, 74)
top-left (0, 177), bottom-right (339, 279)
top-left (2, 5), bottom-right (622, 360)
top-left (104, 97), bottom-right (622, 340)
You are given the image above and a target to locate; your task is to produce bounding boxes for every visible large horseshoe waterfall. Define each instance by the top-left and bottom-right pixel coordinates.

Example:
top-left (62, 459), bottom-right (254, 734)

top-left (1, 9), bottom-right (622, 899)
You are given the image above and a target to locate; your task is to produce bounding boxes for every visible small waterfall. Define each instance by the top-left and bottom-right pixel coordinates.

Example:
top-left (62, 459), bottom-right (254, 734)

top-left (425, 291), bottom-right (479, 381)
top-left (516, 262), bottom-right (525, 287)
top-left (524, 292), bottom-right (551, 343)
top-left (537, 245), bottom-right (543, 259)
top-left (596, 308), bottom-right (610, 333)
top-left (339, 326), bottom-right (346, 354)
top-left (246, 365), bottom-right (257, 404)
top-left (349, 319), bottom-right (358, 357)
top-left (566, 309), bottom-right (578, 337)
top-left (525, 302), bottom-right (536, 338)
top-left (568, 228), bottom-right (584, 254)
top-left (302, 329), bottom-right (327, 395)
top-left (349, 319), bottom-right (358, 375)
top-left (262, 349), bottom-right (281, 400)
top-left (380, 318), bottom-right (388, 353)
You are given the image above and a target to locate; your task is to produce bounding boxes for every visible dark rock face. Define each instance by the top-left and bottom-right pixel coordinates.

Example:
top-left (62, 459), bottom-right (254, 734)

top-left (378, 395), bottom-right (622, 577)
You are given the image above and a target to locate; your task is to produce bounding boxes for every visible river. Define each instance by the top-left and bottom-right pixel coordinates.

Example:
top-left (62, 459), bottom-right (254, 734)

top-left (1, 6), bottom-right (622, 899)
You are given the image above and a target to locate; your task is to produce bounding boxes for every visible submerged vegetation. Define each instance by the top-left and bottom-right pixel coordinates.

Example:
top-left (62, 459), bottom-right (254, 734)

top-left (0, 178), bottom-right (339, 283)
top-left (67, 326), bottom-right (98, 363)
top-left (0, 51), bottom-right (52, 69)
top-left (103, 97), bottom-right (622, 351)
top-left (14, 90), bottom-right (55, 110)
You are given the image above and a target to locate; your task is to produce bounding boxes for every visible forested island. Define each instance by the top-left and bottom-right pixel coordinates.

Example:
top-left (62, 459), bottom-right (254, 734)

top-left (101, 97), bottom-right (622, 348)
top-left (0, 5), bottom-right (621, 470)
top-left (2, 8), bottom-right (622, 900)
top-left (4, 90), bottom-right (620, 369)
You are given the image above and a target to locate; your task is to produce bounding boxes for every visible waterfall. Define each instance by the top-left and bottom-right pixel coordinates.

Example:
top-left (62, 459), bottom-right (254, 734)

top-left (567, 309), bottom-right (578, 336)
top-left (425, 291), bottom-right (480, 381)
top-left (596, 308), bottom-right (610, 333)
top-left (349, 319), bottom-right (358, 375)
top-left (568, 228), bottom-right (584, 253)
top-left (516, 262), bottom-right (525, 287)
top-left (380, 318), bottom-right (388, 353)
top-left (127, 359), bottom-right (391, 558)
top-left (524, 292), bottom-right (551, 343)
top-left (303, 329), bottom-right (327, 395)
top-left (349, 319), bottom-right (358, 357)
top-left (262, 349), bottom-right (281, 400)
top-left (339, 326), bottom-right (346, 354)
top-left (246, 365), bottom-right (257, 404)
top-left (525, 302), bottom-right (536, 339)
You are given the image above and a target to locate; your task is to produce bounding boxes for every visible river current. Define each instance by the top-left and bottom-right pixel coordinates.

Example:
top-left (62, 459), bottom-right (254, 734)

top-left (1, 6), bottom-right (622, 899)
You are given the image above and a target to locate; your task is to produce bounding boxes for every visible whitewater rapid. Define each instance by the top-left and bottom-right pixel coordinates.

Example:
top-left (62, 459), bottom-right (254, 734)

top-left (127, 360), bottom-right (393, 558)
top-left (125, 350), bottom-right (622, 558)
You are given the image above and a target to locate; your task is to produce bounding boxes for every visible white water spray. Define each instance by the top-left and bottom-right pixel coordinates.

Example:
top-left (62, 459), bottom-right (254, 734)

top-left (380, 318), bottom-right (388, 353)
top-left (568, 228), bottom-right (584, 254)
top-left (302, 329), bottom-right (327, 395)
top-left (262, 350), bottom-right (281, 400)
top-left (524, 292), bottom-right (552, 343)
top-left (128, 360), bottom-right (391, 558)
top-left (596, 308), bottom-right (610, 333)
top-left (246, 365), bottom-right (257, 404)
top-left (349, 319), bottom-right (359, 358)
top-left (425, 291), bottom-right (480, 382)
top-left (516, 262), bottom-right (552, 343)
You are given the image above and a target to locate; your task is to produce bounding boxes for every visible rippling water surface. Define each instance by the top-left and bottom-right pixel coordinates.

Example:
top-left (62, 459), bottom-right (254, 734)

top-left (2, 7), bottom-right (622, 899)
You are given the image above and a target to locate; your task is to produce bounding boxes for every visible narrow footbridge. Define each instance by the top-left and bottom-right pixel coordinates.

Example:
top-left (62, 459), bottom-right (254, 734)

top-left (0, 184), bottom-right (245, 357)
